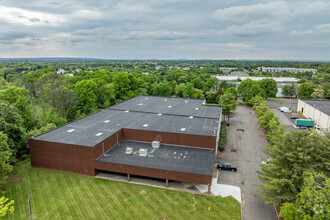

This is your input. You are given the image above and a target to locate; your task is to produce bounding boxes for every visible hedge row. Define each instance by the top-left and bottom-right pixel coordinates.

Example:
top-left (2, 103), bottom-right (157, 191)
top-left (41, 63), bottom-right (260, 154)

top-left (219, 121), bottom-right (227, 151)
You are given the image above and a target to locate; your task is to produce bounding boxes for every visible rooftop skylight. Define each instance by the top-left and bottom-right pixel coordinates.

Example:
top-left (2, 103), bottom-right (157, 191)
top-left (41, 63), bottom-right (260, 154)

top-left (143, 124), bottom-right (149, 127)
top-left (103, 120), bottom-right (110, 123)
top-left (95, 133), bottom-right (103, 136)
top-left (66, 129), bottom-right (75, 133)
top-left (189, 116), bottom-right (193, 119)
top-left (181, 128), bottom-right (186, 131)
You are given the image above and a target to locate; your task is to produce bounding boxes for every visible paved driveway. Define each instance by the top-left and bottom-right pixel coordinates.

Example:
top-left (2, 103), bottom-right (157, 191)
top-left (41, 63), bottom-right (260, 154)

top-left (217, 104), bottom-right (277, 220)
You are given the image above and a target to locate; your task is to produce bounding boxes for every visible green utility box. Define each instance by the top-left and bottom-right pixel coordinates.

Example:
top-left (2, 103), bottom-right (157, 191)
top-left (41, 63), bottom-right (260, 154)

top-left (295, 119), bottom-right (314, 127)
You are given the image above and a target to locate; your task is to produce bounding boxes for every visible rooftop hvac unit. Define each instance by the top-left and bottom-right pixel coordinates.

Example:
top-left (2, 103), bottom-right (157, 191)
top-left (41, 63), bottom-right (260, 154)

top-left (139, 149), bottom-right (148, 157)
top-left (152, 141), bottom-right (160, 148)
top-left (126, 147), bottom-right (133, 155)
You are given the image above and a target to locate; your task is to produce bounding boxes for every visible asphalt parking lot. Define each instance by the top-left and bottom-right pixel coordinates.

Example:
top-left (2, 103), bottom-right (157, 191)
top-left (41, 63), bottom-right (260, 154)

top-left (217, 104), bottom-right (277, 220)
top-left (267, 100), bottom-right (299, 131)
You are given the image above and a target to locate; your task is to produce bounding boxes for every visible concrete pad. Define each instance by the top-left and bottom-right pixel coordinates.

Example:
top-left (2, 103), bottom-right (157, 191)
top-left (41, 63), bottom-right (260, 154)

top-left (194, 178), bottom-right (242, 203)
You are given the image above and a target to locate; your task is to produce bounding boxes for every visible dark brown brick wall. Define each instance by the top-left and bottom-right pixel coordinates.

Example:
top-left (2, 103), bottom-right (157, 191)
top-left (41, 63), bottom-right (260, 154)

top-left (29, 129), bottom-right (214, 185)
top-left (122, 129), bottom-right (216, 149)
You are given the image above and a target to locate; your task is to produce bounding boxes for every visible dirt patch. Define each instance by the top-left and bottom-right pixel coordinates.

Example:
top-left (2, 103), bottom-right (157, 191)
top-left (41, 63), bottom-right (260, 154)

top-left (139, 190), bottom-right (147, 194)
top-left (3, 173), bottom-right (25, 186)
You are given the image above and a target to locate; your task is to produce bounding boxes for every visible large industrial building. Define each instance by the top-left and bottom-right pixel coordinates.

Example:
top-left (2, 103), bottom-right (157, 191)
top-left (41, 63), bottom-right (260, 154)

top-left (29, 96), bottom-right (222, 193)
top-left (297, 99), bottom-right (330, 133)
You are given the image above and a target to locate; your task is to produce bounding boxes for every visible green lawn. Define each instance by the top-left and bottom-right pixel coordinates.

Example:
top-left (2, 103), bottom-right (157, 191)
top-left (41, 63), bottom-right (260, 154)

top-left (2, 161), bottom-right (241, 220)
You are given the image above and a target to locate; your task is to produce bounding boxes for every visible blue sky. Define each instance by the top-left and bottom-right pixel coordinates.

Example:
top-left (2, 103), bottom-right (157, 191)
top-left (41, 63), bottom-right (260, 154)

top-left (0, 0), bottom-right (329, 60)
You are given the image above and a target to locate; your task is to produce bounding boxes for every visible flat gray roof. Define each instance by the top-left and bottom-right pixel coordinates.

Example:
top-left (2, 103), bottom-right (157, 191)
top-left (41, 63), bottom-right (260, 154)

top-left (96, 140), bottom-right (215, 176)
top-left (33, 96), bottom-right (221, 147)
top-left (301, 99), bottom-right (330, 116)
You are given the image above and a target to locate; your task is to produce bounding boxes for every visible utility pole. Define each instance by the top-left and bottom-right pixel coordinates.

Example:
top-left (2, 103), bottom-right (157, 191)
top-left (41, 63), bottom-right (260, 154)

top-left (27, 193), bottom-right (32, 220)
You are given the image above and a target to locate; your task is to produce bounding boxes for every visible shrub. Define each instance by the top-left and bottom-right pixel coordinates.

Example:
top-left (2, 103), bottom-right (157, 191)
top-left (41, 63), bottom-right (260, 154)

top-left (219, 121), bottom-right (227, 151)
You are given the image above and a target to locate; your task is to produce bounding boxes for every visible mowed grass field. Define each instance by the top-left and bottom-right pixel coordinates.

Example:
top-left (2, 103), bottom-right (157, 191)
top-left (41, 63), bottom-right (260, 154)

top-left (2, 160), bottom-right (241, 220)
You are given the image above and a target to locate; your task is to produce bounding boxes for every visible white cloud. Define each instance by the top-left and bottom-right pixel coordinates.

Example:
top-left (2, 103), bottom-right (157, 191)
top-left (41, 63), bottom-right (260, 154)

top-left (214, 1), bottom-right (329, 22)
top-left (0, 5), bottom-right (65, 26)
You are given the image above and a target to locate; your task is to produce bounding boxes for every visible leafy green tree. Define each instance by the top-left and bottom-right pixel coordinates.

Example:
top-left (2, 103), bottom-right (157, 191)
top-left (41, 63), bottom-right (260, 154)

top-left (183, 83), bottom-right (196, 98)
top-left (258, 110), bottom-right (276, 130)
top-left (205, 90), bottom-right (220, 104)
top-left (0, 196), bottom-right (14, 217)
top-left (203, 77), bottom-right (217, 92)
top-left (280, 172), bottom-right (330, 220)
top-left (237, 78), bottom-right (255, 101)
top-left (258, 79), bottom-right (278, 99)
top-left (282, 84), bottom-right (296, 98)
top-left (250, 95), bottom-right (265, 109)
top-left (191, 77), bottom-right (204, 89)
top-left (257, 131), bottom-right (330, 204)
top-left (323, 82), bottom-right (330, 99)
top-left (225, 87), bottom-right (238, 99)
top-left (0, 132), bottom-right (12, 185)
top-left (266, 118), bottom-right (285, 145)
top-left (0, 86), bottom-right (38, 130)
top-left (175, 83), bottom-right (185, 97)
top-left (74, 79), bottom-right (98, 114)
top-left (220, 93), bottom-right (238, 121)
top-left (256, 103), bottom-right (269, 117)
top-left (245, 83), bottom-right (266, 104)
top-left (152, 81), bottom-right (172, 96)
top-left (113, 72), bottom-right (131, 100)
top-left (0, 102), bottom-right (26, 162)
top-left (297, 82), bottom-right (316, 99)
top-left (37, 73), bottom-right (77, 119)
top-left (311, 88), bottom-right (325, 100)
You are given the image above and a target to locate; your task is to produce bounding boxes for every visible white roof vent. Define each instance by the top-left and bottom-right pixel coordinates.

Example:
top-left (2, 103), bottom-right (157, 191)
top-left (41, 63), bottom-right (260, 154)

top-left (138, 103), bottom-right (143, 106)
top-left (195, 108), bottom-right (199, 110)
top-left (145, 97), bottom-right (148, 99)
top-left (95, 132), bottom-right (103, 136)
top-left (126, 147), bottom-right (133, 155)
top-left (185, 100), bottom-right (188, 103)
top-left (103, 120), bottom-right (110, 123)
top-left (164, 99), bottom-right (167, 101)
top-left (189, 116), bottom-right (193, 119)
top-left (143, 124), bottom-right (149, 127)
top-left (158, 113), bottom-right (162, 116)
top-left (139, 149), bottom-right (148, 157)
top-left (152, 141), bottom-right (160, 148)
top-left (125, 110), bottom-right (129, 113)
top-left (66, 129), bottom-right (75, 133)
top-left (181, 128), bottom-right (186, 131)
top-left (168, 105), bottom-right (172, 108)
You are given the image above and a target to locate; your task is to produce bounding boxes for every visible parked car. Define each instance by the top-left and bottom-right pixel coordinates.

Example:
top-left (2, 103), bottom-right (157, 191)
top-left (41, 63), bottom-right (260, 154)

top-left (262, 158), bottom-right (272, 165)
top-left (290, 116), bottom-right (299, 120)
top-left (217, 163), bottom-right (237, 172)
top-left (279, 106), bottom-right (291, 113)
top-left (299, 126), bottom-right (309, 130)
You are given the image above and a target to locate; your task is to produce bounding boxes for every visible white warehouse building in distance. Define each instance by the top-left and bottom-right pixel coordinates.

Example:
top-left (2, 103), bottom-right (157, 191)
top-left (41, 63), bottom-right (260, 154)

top-left (297, 99), bottom-right (330, 133)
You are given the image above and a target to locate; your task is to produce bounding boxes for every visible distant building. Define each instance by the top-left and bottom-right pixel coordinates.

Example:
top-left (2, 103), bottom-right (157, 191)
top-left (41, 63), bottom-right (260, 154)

top-left (229, 71), bottom-right (249, 77)
top-left (155, 65), bottom-right (163, 70)
top-left (216, 76), bottom-right (298, 83)
top-left (257, 67), bottom-right (317, 74)
top-left (75, 68), bottom-right (82, 72)
top-left (57, 69), bottom-right (66, 74)
top-left (182, 67), bottom-right (190, 70)
top-left (297, 99), bottom-right (330, 133)
top-left (219, 67), bottom-right (235, 74)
